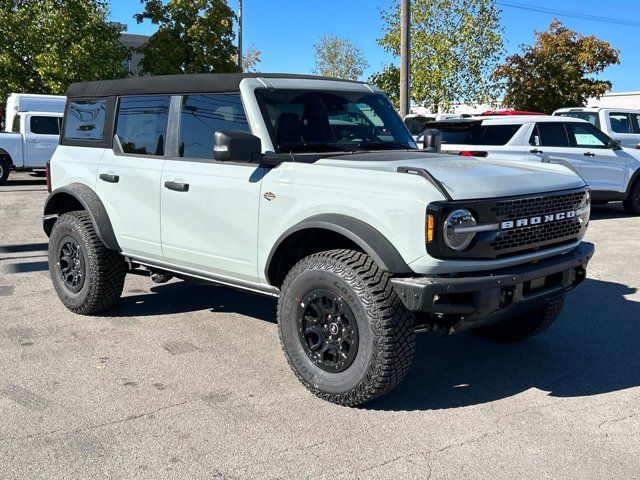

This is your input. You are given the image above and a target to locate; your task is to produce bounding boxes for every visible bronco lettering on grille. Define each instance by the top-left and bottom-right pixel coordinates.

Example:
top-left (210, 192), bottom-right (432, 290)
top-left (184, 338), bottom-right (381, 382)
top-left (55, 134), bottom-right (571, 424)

top-left (500, 210), bottom-right (577, 230)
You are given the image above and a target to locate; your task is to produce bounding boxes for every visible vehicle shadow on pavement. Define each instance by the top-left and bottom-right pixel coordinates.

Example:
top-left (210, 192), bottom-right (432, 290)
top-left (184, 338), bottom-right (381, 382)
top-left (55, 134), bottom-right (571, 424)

top-left (366, 278), bottom-right (640, 411)
top-left (1, 178), bottom-right (46, 187)
top-left (112, 280), bottom-right (277, 322)
top-left (590, 204), bottom-right (632, 221)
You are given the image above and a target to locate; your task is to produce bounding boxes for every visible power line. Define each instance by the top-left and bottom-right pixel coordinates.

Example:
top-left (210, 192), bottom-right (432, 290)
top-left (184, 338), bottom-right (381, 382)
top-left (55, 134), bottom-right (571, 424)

top-left (497, 1), bottom-right (640, 29)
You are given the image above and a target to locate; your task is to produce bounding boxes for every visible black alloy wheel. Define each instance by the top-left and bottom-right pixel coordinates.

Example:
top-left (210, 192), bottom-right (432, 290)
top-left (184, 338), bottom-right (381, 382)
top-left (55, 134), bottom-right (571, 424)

top-left (58, 237), bottom-right (85, 293)
top-left (297, 289), bottom-right (359, 373)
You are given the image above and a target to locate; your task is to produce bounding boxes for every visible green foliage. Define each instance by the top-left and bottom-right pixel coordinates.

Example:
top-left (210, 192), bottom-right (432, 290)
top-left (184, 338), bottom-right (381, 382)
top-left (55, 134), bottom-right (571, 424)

top-left (0, 0), bottom-right (129, 103)
top-left (368, 64), bottom-right (400, 106)
top-left (377, 0), bottom-right (504, 111)
top-left (493, 20), bottom-right (620, 113)
top-left (313, 34), bottom-right (369, 80)
top-left (135, 0), bottom-right (240, 75)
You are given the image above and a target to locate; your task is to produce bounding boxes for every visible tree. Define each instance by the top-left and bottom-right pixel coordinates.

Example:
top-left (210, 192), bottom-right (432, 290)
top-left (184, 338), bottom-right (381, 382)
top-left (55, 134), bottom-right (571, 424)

top-left (135, 0), bottom-right (239, 75)
top-left (0, 0), bottom-right (129, 104)
top-left (493, 20), bottom-right (620, 113)
top-left (368, 65), bottom-right (400, 106)
top-left (233, 45), bottom-right (262, 73)
top-left (313, 34), bottom-right (369, 80)
top-left (377, 0), bottom-right (504, 111)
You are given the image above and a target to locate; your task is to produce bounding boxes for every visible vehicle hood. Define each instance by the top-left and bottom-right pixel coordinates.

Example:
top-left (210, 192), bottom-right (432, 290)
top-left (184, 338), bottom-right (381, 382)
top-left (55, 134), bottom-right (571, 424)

top-left (315, 151), bottom-right (586, 200)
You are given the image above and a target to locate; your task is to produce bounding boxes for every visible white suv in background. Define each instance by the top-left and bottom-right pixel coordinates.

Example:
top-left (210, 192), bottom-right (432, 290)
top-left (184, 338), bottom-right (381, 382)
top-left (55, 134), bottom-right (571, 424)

top-left (428, 115), bottom-right (640, 214)
top-left (553, 107), bottom-right (640, 149)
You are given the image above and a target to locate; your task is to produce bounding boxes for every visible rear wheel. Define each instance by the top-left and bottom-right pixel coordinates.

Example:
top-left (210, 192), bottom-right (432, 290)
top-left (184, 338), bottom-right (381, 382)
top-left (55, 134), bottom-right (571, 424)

top-left (474, 295), bottom-right (565, 342)
top-left (0, 157), bottom-right (10, 186)
top-left (49, 211), bottom-right (126, 315)
top-left (623, 178), bottom-right (640, 215)
top-left (278, 249), bottom-right (415, 406)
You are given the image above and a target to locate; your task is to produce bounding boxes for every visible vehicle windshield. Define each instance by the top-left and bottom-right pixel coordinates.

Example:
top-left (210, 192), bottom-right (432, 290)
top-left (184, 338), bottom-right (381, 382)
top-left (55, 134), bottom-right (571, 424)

top-left (556, 111), bottom-right (600, 129)
top-left (427, 121), bottom-right (522, 146)
top-left (255, 89), bottom-right (416, 153)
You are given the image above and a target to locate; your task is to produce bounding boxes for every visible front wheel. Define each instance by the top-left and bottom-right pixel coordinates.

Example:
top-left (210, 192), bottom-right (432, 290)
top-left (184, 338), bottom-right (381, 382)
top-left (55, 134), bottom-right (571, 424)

top-left (278, 249), bottom-right (415, 406)
top-left (623, 178), bottom-right (640, 215)
top-left (474, 295), bottom-right (565, 342)
top-left (0, 157), bottom-right (10, 186)
top-left (49, 211), bottom-right (126, 315)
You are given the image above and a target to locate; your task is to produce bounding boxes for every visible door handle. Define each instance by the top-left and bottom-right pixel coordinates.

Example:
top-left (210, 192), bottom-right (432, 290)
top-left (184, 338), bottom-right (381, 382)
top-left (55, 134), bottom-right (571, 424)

top-left (583, 152), bottom-right (596, 157)
top-left (164, 181), bottom-right (189, 192)
top-left (530, 149), bottom-right (544, 154)
top-left (99, 173), bottom-right (119, 183)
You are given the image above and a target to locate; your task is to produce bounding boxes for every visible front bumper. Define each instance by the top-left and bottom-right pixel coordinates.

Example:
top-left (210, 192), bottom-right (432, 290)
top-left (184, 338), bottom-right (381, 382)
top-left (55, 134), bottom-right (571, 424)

top-left (391, 242), bottom-right (594, 333)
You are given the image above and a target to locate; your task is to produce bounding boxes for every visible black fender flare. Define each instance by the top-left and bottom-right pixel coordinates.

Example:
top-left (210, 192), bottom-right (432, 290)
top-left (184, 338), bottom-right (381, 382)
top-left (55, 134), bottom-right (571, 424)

top-left (43, 183), bottom-right (121, 251)
top-left (265, 214), bottom-right (412, 283)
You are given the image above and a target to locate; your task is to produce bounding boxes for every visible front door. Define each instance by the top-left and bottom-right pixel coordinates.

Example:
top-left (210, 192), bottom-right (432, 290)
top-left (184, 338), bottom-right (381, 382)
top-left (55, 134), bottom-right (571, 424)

top-left (564, 121), bottom-right (628, 193)
top-left (160, 93), bottom-right (262, 284)
top-left (24, 115), bottom-right (61, 168)
top-left (96, 95), bottom-right (170, 261)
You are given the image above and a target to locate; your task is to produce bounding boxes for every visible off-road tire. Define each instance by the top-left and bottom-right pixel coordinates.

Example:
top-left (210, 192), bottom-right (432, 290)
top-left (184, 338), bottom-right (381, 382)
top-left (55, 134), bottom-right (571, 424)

top-left (278, 249), bottom-right (415, 406)
top-left (474, 294), bottom-right (565, 342)
top-left (0, 157), bottom-right (10, 186)
top-left (49, 211), bottom-right (126, 315)
top-left (623, 178), bottom-right (640, 215)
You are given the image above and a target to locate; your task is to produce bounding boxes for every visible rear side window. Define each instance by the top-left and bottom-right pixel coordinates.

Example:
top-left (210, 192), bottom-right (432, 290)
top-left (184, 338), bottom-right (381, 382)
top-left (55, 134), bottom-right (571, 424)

top-left (30, 116), bottom-right (60, 135)
top-left (609, 112), bottom-right (632, 133)
top-left (116, 96), bottom-right (170, 156)
top-left (535, 123), bottom-right (570, 147)
top-left (404, 116), bottom-right (434, 135)
top-left (11, 115), bottom-right (20, 133)
top-left (179, 94), bottom-right (250, 159)
top-left (632, 114), bottom-right (640, 134)
top-left (64, 100), bottom-right (106, 141)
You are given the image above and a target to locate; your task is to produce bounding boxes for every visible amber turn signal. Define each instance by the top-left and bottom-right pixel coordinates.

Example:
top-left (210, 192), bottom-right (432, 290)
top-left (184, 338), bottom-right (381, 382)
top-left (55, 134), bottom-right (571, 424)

top-left (426, 214), bottom-right (435, 243)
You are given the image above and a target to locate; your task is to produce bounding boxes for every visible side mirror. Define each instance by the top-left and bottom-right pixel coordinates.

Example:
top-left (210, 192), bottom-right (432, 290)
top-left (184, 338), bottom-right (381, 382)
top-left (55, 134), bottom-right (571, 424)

top-left (214, 131), bottom-right (262, 162)
top-left (421, 128), bottom-right (442, 152)
top-left (607, 139), bottom-right (622, 150)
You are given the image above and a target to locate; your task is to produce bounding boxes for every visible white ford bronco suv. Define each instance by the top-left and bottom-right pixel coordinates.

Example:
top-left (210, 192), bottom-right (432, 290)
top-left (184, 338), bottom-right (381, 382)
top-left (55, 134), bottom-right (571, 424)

top-left (44, 74), bottom-right (594, 406)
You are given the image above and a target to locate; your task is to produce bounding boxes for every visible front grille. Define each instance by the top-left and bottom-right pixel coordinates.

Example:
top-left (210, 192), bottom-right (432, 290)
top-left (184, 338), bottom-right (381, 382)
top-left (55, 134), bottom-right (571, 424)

top-left (490, 190), bottom-right (587, 220)
top-left (489, 189), bottom-right (588, 256)
top-left (490, 218), bottom-right (582, 252)
top-left (427, 187), bottom-right (589, 260)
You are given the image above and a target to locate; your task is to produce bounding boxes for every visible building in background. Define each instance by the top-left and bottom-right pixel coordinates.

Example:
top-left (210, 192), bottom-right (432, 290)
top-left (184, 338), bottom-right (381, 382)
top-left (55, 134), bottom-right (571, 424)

top-left (587, 91), bottom-right (640, 110)
top-left (112, 22), bottom-right (149, 76)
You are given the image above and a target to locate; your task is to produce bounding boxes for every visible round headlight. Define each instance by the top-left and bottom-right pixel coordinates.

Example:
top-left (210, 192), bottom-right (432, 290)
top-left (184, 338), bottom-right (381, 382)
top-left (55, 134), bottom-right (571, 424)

top-left (443, 209), bottom-right (477, 251)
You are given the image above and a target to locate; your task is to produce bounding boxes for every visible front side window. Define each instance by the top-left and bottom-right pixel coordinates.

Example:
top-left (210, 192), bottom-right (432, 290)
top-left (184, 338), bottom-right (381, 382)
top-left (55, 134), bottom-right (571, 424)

top-left (179, 94), bottom-right (250, 159)
top-left (632, 114), bottom-right (640, 134)
top-left (255, 89), bottom-right (415, 153)
top-left (535, 122), bottom-right (570, 147)
top-left (566, 122), bottom-right (610, 148)
top-left (116, 95), bottom-right (169, 156)
top-left (64, 99), bottom-right (106, 141)
top-left (30, 116), bottom-right (60, 135)
top-left (609, 113), bottom-right (632, 134)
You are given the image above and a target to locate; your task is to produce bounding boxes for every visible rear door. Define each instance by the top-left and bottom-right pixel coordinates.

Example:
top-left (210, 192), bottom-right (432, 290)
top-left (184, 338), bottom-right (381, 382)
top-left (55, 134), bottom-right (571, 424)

top-left (160, 93), bottom-right (263, 283)
top-left (96, 95), bottom-right (169, 260)
top-left (606, 112), bottom-right (640, 148)
top-left (24, 114), bottom-right (61, 168)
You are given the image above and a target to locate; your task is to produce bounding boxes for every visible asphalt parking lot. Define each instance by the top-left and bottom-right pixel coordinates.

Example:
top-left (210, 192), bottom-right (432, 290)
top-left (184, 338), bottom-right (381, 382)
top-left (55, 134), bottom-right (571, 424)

top-left (1, 171), bottom-right (639, 479)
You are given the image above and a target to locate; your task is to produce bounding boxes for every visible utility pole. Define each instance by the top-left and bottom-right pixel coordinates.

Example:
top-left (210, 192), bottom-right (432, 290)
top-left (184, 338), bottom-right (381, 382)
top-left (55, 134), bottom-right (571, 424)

top-left (237, 0), bottom-right (243, 70)
top-left (399, 0), bottom-right (410, 117)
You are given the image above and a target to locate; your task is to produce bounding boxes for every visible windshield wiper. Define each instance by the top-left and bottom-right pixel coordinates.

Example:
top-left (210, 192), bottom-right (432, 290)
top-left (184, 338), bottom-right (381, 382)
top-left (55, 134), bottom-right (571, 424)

top-left (355, 141), bottom-right (412, 150)
top-left (278, 142), bottom-right (358, 153)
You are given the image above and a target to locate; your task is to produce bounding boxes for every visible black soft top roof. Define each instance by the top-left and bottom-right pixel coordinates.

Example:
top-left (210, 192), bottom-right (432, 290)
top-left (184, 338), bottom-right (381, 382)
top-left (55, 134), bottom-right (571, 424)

top-left (67, 73), bottom-right (364, 98)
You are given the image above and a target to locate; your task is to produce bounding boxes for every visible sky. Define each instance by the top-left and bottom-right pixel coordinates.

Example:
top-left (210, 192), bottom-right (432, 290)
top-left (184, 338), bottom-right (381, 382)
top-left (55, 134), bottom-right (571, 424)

top-left (109, 0), bottom-right (640, 93)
